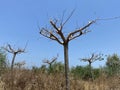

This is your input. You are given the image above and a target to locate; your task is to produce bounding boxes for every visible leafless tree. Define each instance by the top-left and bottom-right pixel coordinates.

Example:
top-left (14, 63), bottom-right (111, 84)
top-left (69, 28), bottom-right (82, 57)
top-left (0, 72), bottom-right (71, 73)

top-left (4, 44), bottom-right (25, 71)
top-left (43, 55), bottom-right (58, 68)
top-left (81, 53), bottom-right (104, 80)
top-left (39, 11), bottom-right (96, 90)
top-left (81, 53), bottom-right (104, 67)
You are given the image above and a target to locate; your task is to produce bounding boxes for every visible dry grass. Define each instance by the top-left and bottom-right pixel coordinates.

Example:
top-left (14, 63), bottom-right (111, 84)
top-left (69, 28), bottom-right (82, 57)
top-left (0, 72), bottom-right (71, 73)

top-left (0, 69), bottom-right (120, 90)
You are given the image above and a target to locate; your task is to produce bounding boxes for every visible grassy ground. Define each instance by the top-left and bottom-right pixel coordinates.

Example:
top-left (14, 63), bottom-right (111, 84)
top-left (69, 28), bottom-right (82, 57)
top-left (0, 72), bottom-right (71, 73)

top-left (0, 69), bottom-right (120, 90)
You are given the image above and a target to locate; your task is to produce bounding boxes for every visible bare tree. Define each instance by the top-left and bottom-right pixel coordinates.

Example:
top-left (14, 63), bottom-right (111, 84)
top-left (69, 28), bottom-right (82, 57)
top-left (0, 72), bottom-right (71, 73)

top-left (43, 55), bottom-right (58, 70)
top-left (81, 53), bottom-right (104, 67)
top-left (4, 44), bottom-right (25, 71)
top-left (81, 53), bottom-right (104, 80)
top-left (39, 12), bottom-right (95, 90)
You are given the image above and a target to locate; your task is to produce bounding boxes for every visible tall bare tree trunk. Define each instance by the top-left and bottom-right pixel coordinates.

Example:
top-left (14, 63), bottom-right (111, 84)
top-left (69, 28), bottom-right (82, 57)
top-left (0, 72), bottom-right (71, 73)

top-left (64, 43), bottom-right (70, 90)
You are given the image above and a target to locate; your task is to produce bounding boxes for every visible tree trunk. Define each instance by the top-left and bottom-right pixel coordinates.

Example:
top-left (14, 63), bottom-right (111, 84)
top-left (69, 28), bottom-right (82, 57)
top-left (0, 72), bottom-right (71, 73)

top-left (64, 43), bottom-right (70, 90)
top-left (11, 53), bottom-right (16, 71)
top-left (89, 62), bottom-right (93, 81)
top-left (11, 53), bottom-right (16, 90)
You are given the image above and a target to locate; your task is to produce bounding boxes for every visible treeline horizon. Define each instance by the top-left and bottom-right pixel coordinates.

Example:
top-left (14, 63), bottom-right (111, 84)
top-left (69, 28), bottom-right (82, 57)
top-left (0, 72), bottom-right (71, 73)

top-left (1, 47), bottom-right (120, 78)
top-left (1, 47), bottom-right (120, 90)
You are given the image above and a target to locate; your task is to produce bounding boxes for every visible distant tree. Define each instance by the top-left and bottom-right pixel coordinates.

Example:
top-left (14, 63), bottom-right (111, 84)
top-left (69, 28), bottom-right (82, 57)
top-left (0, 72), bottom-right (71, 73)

top-left (4, 44), bottom-right (25, 71)
top-left (106, 54), bottom-right (120, 76)
top-left (39, 11), bottom-right (95, 90)
top-left (81, 53), bottom-right (104, 68)
top-left (43, 55), bottom-right (58, 73)
top-left (80, 53), bottom-right (104, 80)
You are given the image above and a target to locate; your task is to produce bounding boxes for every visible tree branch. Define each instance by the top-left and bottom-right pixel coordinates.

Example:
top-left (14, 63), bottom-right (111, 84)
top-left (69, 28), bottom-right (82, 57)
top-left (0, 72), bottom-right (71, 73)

top-left (43, 55), bottom-right (58, 65)
top-left (67, 20), bottom-right (95, 41)
top-left (3, 44), bottom-right (14, 53)
top-left (62, 9), bottom-right (75, 27)
top-left (50, 20), bottom-right (61, 31)
top-left (40, 28), bottom-right (63, 44)
top-left (50, 20), bottom-right (66, 42)
top-left (4, 44), bottom-right (25, 54)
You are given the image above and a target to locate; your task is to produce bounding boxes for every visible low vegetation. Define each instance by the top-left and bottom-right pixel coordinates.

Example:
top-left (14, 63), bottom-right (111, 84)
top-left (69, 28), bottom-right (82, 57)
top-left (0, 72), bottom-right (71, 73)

top-left (0, 49), bottom-right (120, 90)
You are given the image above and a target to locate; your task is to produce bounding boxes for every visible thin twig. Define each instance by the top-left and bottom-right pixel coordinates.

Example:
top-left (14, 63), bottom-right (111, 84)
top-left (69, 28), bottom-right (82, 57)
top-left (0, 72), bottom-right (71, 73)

top-left (62, 9), bottom-right (75, 27)
top-left (96, 16), bottom-right (120, 21)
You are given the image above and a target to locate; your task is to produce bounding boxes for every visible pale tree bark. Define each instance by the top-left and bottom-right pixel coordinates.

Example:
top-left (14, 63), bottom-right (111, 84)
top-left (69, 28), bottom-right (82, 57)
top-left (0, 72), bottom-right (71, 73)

top-left (39, 11), bottom-right (95, 90)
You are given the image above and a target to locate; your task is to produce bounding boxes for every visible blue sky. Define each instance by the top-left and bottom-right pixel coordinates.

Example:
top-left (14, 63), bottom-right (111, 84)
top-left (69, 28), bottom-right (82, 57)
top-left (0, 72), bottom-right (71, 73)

top-left (0, 0), bottom-right (120, 68)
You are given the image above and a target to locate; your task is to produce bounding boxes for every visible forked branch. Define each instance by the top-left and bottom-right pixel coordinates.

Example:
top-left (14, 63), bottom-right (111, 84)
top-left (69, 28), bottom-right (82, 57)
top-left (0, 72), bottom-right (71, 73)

top-left (4, 44), bottom-right (25, 54)
top-left (67, 20), bottom-right (95, 41)
top-left (40, 20), bottom-right (95, 45)
top-left (50, 20), bottom-right (66, 42)
top-left (43, 55), bottom-right (58, 65)
top-left (40, 28), bottom-right (63, 44)
top-left (4, 44), bottom-right (26, 70)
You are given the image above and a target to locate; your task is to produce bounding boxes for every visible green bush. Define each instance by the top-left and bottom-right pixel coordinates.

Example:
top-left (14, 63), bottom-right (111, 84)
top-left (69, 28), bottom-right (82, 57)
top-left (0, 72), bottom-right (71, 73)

top-left (71, 65), bottom-right (101, 80)
top-left (0, 48), bottom-right (8, 75)
top-left (106, 54), bottom-right (120, 76)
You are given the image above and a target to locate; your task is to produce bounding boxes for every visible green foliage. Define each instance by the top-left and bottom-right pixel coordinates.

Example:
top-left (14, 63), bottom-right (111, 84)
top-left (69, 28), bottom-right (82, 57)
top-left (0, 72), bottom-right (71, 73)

top-left (32, 61), bottom-right (64, 74)
top-left (92, 68), bottom-right (101, 79)
top-left (39, 65), bottom-right (47, 73)
top-left (0, 48), bottom-right (8, 75)
top-left (71, 65), bottom-right (101, 80)
top-left (32, 66), bottom-right (41, 74)
top-left (106, 54), bottom-right (120, 76)
top-left (71, 66), bottom-right (83, 78)
top-left (71, 65), bottom-right (91, 80)
top-left (47, 61), bottom-right (64, 74)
